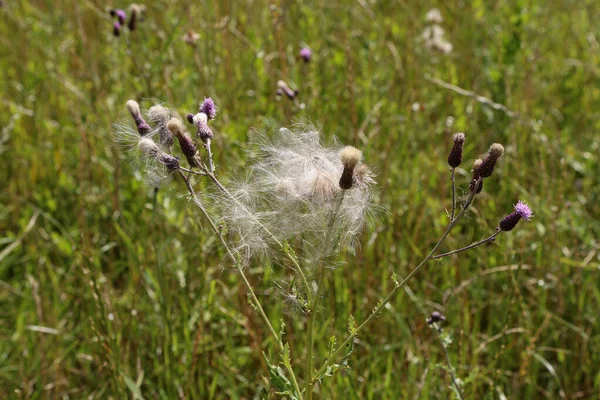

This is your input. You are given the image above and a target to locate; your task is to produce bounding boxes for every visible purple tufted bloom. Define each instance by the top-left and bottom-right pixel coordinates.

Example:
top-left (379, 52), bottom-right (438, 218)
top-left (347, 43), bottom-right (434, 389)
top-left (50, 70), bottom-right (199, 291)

top-left (299, 47), bottom-right (312, 63)
top-left (113, 21), bottom-right (121, 37)
top-left (499, 200), bottom-right (533, 231)
top-left (427, 311), bottom-right (446, 325)
top-left (199, 98), bottom-right (217, 120)
top-left (111, 9), bottom-right (127, 24)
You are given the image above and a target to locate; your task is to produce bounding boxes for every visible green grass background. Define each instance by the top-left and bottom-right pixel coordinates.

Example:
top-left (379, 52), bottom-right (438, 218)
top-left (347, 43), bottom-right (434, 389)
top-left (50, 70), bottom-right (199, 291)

top-left (1, 0), bottom-right (600, 398)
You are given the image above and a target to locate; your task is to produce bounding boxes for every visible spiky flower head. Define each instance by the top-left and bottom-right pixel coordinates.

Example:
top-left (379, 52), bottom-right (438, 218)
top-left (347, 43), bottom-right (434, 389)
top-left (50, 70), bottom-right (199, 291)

top-left (199, 98), bottom-right (217, 120)
top-left (339, 146), bottom-right (362, 190)
top-left (499, 200), bottom-right (533, 231)
top-left (125, 100), bottom-right (150, 135)
top-left (168, 118), bottom-right (199, 167)
top-left (299, 47), bottom-right (312, 63)
top-left (447, 132), bottom-right (465, 168)
top-left (476, 143), bottom-right (504, 178)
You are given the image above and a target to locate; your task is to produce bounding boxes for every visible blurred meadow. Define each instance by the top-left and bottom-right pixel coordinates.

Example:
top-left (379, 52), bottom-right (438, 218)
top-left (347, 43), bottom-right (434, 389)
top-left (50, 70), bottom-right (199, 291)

top-left (2, 0), bottom-right (600, 398)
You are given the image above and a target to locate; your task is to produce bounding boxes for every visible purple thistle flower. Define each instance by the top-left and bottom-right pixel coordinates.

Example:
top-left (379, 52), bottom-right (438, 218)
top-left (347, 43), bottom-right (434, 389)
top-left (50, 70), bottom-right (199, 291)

top-left (299, 47), bottom-right (312, 63)
top-left (427, 311), bottom-right (446, 325)
top-left (499, 200), bottom-right (533, 231)
top-left (199, 97), bottom-right (217, 120)
top-left (113, 21), bottom-right (121, 37)
top-left (115, 9), bottom-right (127, 24)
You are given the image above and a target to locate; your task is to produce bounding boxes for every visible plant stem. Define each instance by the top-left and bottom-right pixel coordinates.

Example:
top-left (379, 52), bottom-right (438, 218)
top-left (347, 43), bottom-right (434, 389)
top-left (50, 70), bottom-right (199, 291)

top-left (435, 326), bottom-right (465, 400)
top-left (432, 231), bottom-right (500, 259)
top-left (305, 193), bottom-right (345, 399)
top-left (313, 181), bottom-right (481, 382)
top-left (450, 168), bottom-right (456, 221)
top-left (177, 171), bottom-right (303, 398)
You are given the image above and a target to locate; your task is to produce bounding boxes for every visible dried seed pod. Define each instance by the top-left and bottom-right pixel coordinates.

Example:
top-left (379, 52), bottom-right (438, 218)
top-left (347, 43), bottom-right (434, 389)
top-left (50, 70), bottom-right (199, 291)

top-left (447, 132), bottom-right (465, 168)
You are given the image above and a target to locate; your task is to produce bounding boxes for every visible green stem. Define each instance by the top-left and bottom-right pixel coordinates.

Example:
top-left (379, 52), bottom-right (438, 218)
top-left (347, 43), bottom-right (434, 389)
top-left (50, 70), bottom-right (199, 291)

top-left (450, 168), bottom-right (456, 221)
top-left (435, 325), bottom-right (465, 400)
top-left (313, 182), bottom-right (480, 382)
top-left (177, 171), bottom-right (303, 398)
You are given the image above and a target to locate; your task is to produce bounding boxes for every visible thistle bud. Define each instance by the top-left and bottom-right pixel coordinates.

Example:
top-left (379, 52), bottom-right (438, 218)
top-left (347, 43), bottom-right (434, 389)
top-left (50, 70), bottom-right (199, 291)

top-left (476, 143), bottom-right (504, 178)
top-left (199, 97), bottom-right (217, 120)
top-left (113, 22), bottom-right (121, 37)
top-left (158, 153), bottom-right (180, 171)
top-left (148, 105), bottom-right (174, 148)
top-left (138, 138), bottom-right (179, 172)
top-left (339, 146), bottom-right (362, 190)
top-left (197, 121), bottom-right (214, 142)
top-left (126, 100), bottom-right (150, 135)
top-left (298, 47), bottom-right (312, 63)
top-left (128, 4), bottom-right (145, 31)
top-left (469, 158), bottom-right (484, 193)
top-left (426, 311), bottom-right (446, 325)
top-left (110, 9), bottom-right (127, 25)
top-left (277, 80), bottom-right (298, 100)
top-left (447, 132), bottom-right (465, 168)
top-left (168, 118), bottom-right (200, 168)
top-left (499, 200), bottom-right (533, 231)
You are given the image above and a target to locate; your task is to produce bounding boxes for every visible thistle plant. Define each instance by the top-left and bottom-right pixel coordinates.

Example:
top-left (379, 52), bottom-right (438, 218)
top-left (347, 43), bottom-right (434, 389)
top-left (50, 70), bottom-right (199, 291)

top-left (115, 98), bottom-right (532, 398)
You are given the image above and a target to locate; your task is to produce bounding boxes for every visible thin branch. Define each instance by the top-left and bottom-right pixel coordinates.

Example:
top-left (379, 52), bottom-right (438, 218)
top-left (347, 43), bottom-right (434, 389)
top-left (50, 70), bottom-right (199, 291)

top-left (432, 231), bottom-right (501, 259)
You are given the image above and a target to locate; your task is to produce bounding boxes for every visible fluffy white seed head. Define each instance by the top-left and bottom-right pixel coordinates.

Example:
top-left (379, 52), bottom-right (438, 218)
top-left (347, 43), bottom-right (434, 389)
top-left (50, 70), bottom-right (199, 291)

top-left (126, 100), bottom-right (141, 117)
top-left (489, 143), bottom-right (505, 159)
top-left (138, 137), bottom-right (159, 157)
top-left (339, 146), bottom-right (362, 169)
top-left (148, 105), bottom-right (170, 124)
top-left (167, 118), bottom-right (186, 138)
top-left (192, 112), bottom-right (208, 126)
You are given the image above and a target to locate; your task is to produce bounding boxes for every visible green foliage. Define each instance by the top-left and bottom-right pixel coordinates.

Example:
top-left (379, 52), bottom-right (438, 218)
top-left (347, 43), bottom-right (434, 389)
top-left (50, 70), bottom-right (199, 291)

top-left (1, 0), bottom-right (599, 398)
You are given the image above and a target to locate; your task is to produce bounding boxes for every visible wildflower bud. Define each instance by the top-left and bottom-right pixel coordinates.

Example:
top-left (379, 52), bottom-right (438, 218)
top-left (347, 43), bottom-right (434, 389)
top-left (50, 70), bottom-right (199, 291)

top-left (158, 153), bottom-right (180, 171)
top-left (110, 9), bottom-right (127, 25)
top-left (199, 97), bottom-right (217, 120)
top-left (197, 121), bottom-right (214, 142)
top-left (126, 100), bottom-right (150, 135)
top-left (499, 200), bottom-right (533, 231)
top-left (447, 132), bottom-right (465, 168)
top-left (298, 47), bottom-right (312, 63)
top-left (339, 146), bottom-right (362, 190)
top-left (168, 118), bottom-right (200, 167)
top-left (427, 311), bottom-right (446, 325)
top-left (138, 138), bottom-right (179, 172)
top-left (277, 80), bottom-right (298, 100)
top-left (476, 143), bottom-right (504, 178)
top-left (469, 158), bottom-right (484, 193)
top-left (113, 22), bottom-right (121, 37)
top-left (128, 4), bottom-right (145, 31)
